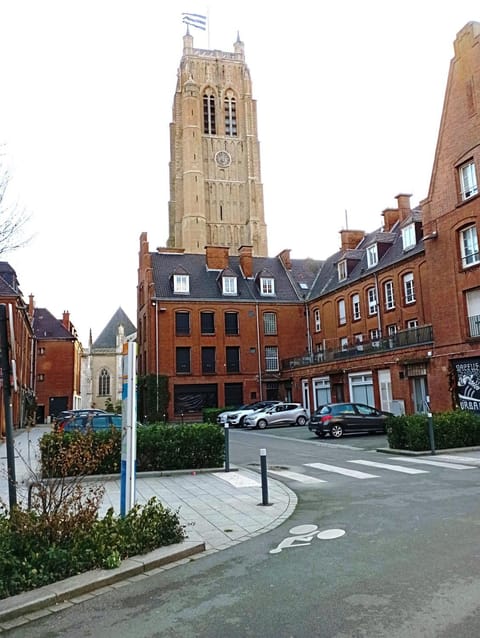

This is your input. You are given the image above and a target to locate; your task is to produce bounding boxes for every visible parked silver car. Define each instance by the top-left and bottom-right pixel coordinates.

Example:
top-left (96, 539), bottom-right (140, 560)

top-left (217, 401), bottom-right (281, 427)
top-left (243, 403), bottom-right (308, 429)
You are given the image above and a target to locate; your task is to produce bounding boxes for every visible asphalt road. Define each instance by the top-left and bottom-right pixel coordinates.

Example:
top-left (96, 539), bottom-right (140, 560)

top-left (7, 427), bottom-right (480, 638)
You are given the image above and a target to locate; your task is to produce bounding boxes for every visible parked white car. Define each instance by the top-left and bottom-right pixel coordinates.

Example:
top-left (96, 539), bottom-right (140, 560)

top-left (217, 401), bottom-right (281, 427)
top-left (243, 403), bottom-right (308, 429)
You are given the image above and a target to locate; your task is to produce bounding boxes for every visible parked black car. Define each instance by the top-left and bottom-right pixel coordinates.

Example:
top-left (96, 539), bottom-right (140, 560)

top-left (307, 402), bottom-right (393, 438)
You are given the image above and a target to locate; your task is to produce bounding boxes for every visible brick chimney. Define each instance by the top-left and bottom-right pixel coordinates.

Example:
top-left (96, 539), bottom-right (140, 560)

top-left (382, 208), bottom-right (400, 232)
top-left (28, 294), bottom-right (34, 318)
top-left (278, 249), bottom-right (292, 271)
top-left (205, 245), bottom-right (229, 270)
top-left (239, 245), bottom-right (253, 277)
top-left (396, 193), bottom-right (412, 223)
top-left (339, 230), bottom-right (365, 251)
top-left (62, 310), bottom-right (70, 330)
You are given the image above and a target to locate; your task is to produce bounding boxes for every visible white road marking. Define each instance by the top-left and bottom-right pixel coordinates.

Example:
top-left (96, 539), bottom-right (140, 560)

top-left (305, 462), bottom-right (378, 479)
top-left (390, 457), bottom-right (475, 470)
top-left (348, 460), bottom-right (428, 474)
top-left (213, 472), bottom-right (260, 487)
top-left (267, 469), bottom-right (327, 483)
top-left (434, 454), bottom-right (480, 465)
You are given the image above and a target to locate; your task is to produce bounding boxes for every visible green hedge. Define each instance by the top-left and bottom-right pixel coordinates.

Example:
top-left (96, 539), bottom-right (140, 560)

top-left (40, 423), bottom-right (225, 478)
top-left (0, 498), bottom-right (185, 600)
top-left (387, 410), bottom-right (480, 451)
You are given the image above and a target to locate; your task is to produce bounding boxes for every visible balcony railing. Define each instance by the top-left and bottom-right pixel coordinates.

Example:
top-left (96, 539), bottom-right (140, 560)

top-left (282, 324), bottom-right (434, 370)
top-left (468, 314), bottom-right (480, 338)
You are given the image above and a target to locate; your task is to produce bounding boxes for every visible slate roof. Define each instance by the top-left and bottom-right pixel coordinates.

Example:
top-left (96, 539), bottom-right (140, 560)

top-left (0, 262), bottom-right (22, 296)
top-left (309, 220), bottom-right (425, 298)
top-left (92, 307), bottom-right (136, 349)
top-left (151, 252), bottom-right (323, 303)
top-left (33, 308), bottom-right (73, 340)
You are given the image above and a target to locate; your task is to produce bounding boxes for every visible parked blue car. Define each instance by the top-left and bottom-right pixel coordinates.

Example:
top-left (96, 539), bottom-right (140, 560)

top-left (63, 414), bottom-right (123, 433)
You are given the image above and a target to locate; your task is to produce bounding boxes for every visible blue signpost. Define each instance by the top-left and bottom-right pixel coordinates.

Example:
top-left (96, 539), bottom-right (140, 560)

top-left (120, 341), bottom-right (137, 517)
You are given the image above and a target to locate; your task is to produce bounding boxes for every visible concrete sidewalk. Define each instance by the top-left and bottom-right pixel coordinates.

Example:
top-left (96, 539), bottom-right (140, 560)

top-left (0, 425), bottom-right (297, 629)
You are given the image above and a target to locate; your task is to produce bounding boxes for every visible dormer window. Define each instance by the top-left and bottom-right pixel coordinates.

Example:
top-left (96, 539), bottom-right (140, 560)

top-left (402, 224), bottom-right (416, 251)
top-left (222, 276), bottom-right (237, 295)
top-left (260, 277), bottom-right (275, 296)
top-left (173, 274), bottom-right (190, 294)
top-left (366, 244), bottom-right (378, 268)
top-left (338, 260), bottom-right (347, 281)
top-left (460, 160), bottom-right (478, 200)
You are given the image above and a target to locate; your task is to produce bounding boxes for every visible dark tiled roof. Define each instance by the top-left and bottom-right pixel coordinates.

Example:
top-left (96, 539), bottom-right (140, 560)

top-left (92, 307), bottom-right (136, 348)
top-left (151, 252), bottom-right (320, 303)
top-left (310, 224), bottom-right (425, 298)
top-left (33, 308), bottom-right (73, 339)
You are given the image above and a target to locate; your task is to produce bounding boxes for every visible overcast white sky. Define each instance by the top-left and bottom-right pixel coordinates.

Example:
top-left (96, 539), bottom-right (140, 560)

top-left (0, 1), bottom-right (478, 345)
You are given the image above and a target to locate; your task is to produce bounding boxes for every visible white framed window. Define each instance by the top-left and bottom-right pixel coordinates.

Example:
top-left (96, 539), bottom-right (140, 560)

top-left (366, 244), bottom-right (378, 268)
top-left (367, 287), bottom-right (377, 315)
top-left (340, 337), bottom-right (349, 350)
top-left (222, 276), bottom-right (237, 295)
top-left (460, 161), bottom-right (478, 200)
top-left (354, 333), bottom-right (363, 351)
top-left (352, 294), bottom-right (361, 320)
top-left (313, 377), bottom-right (331, 409)
top-left (173, 274), bottom-right (189, 294)
top-left (403, 272), bottom-right (415, 304)
top-left (265, 346), bottom-right (279, 372)
top-left (263, 312), bottom-right (277, 335)
top-left (460, 225), bottom-right (480, 268)
top-left (338, 260), bottom-right (347, 281)
top-left (260, 277), bottom-right (275, 296)
top-left (369, 329), bottom-right (380, 347)
top-left (314, 308), bottom-right (321, 332)
top-left (466, 288), bottom-right (480, 337)
top-left (406, 319), bottom-right (418, 329)
top-left (402, 224), bottom-right (416, 251)
top-left (387, 324), bottom-right (397, 336)
top-left (338, 299), bottom-right (346, 325)
top-left (384, 280), bottom-right (395, 310)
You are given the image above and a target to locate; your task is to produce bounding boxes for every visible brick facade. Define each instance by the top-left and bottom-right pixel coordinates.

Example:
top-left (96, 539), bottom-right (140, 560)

top-left (138, 23), bottom-right (480, 421)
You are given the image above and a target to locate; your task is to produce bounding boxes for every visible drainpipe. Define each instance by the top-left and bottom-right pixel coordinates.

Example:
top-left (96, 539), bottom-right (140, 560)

top-left (255, 303), bottom-right (263, 400)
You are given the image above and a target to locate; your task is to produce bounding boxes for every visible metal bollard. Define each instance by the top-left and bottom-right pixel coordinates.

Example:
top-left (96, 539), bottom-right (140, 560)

top-left (259, 448), bottom-right (270, 506)
top-left (425, 395), bottom-right (436, 455)
top-left (224, 424), bottom-right (230, 472)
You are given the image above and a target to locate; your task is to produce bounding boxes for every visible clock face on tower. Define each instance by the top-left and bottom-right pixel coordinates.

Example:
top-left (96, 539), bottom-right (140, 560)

top-left (215, 150), bottom-right (232, 168)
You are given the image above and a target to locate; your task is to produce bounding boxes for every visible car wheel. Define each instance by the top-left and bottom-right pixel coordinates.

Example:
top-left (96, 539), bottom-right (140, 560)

top-left (296, 415), bottom-right (307, 426)
top-left (314, 432), bottom-right (325, 438)
top-left (330, 424), bottom-right (343, 438)
top-left (239, 416), bottom-right (246, 427)
top-left (257, 419), bottom-right (268, 429)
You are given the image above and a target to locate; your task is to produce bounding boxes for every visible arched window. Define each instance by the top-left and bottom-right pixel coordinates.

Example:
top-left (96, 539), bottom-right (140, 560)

top-left (98, 368), bottom-right (111, 396)
top-left (203, 92), bottom-right (216, 134)
top-left (224, 94), bottom-right (237, 136)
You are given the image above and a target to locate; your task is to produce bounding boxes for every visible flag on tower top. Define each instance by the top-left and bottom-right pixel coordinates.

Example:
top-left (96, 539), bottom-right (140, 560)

top-left (182, 12), bottom-right (207, 31)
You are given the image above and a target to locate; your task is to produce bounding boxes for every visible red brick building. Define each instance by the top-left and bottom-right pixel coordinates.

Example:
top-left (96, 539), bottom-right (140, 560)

top-left (137, 22), bottom-right (480, 420)
top-left (0, 263), bottom-right (36, 434)
top-left (31, 301), bottom-right (83, 422)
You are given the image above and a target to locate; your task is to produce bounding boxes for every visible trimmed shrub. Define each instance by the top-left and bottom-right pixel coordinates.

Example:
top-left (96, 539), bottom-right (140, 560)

top-left (386, 410), bottom-right (480, 451)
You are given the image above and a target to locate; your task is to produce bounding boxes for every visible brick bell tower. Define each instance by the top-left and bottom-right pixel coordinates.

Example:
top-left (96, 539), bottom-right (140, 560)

top-left (167, 30), bottom-right (268, 257)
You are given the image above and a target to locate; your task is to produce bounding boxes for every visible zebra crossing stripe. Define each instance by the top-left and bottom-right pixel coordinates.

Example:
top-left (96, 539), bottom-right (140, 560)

top-left (348, 460), bottom-right (428, 474)
top-left (305, 462), bottom-right (378, 479)
top-left (268, 469), bottom-right (327, 484)
top-left (213, 472), bottom-right (260, 487)
top-left (390, 457), bottom-right (475, 470)
top-left (433, 454), bottom-right (480, 465)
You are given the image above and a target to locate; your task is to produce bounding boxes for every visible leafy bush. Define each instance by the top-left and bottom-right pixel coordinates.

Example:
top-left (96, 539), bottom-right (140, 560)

top-left (386, 410), bottom-right (480, 451)
top-left (0, 498), bottom-right (185, 600)
top-left (40, 423), bottom-right (224, 477)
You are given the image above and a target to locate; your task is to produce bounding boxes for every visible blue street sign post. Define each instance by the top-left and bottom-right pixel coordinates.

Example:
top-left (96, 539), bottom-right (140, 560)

top-left (120, 341), bottom-right (137, 517)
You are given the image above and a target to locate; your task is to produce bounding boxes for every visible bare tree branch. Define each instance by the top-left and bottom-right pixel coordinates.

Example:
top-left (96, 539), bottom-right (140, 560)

top-left (0, 161), bottom-right (32, 256)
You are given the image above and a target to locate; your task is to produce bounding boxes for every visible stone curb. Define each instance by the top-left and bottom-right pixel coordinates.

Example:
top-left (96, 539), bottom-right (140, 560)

top-left (376, 445), bottom-right (480, 456)
top-left (0, 540), bottom-right (205, 624)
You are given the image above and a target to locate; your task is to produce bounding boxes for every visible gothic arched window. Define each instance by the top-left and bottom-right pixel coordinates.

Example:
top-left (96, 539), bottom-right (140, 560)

top-left (203, 91), bottom-right (216, 135)
top-left (224, 94), bottom-right (237, 136)
top-left (98, 368), bottom-right (111, 396)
